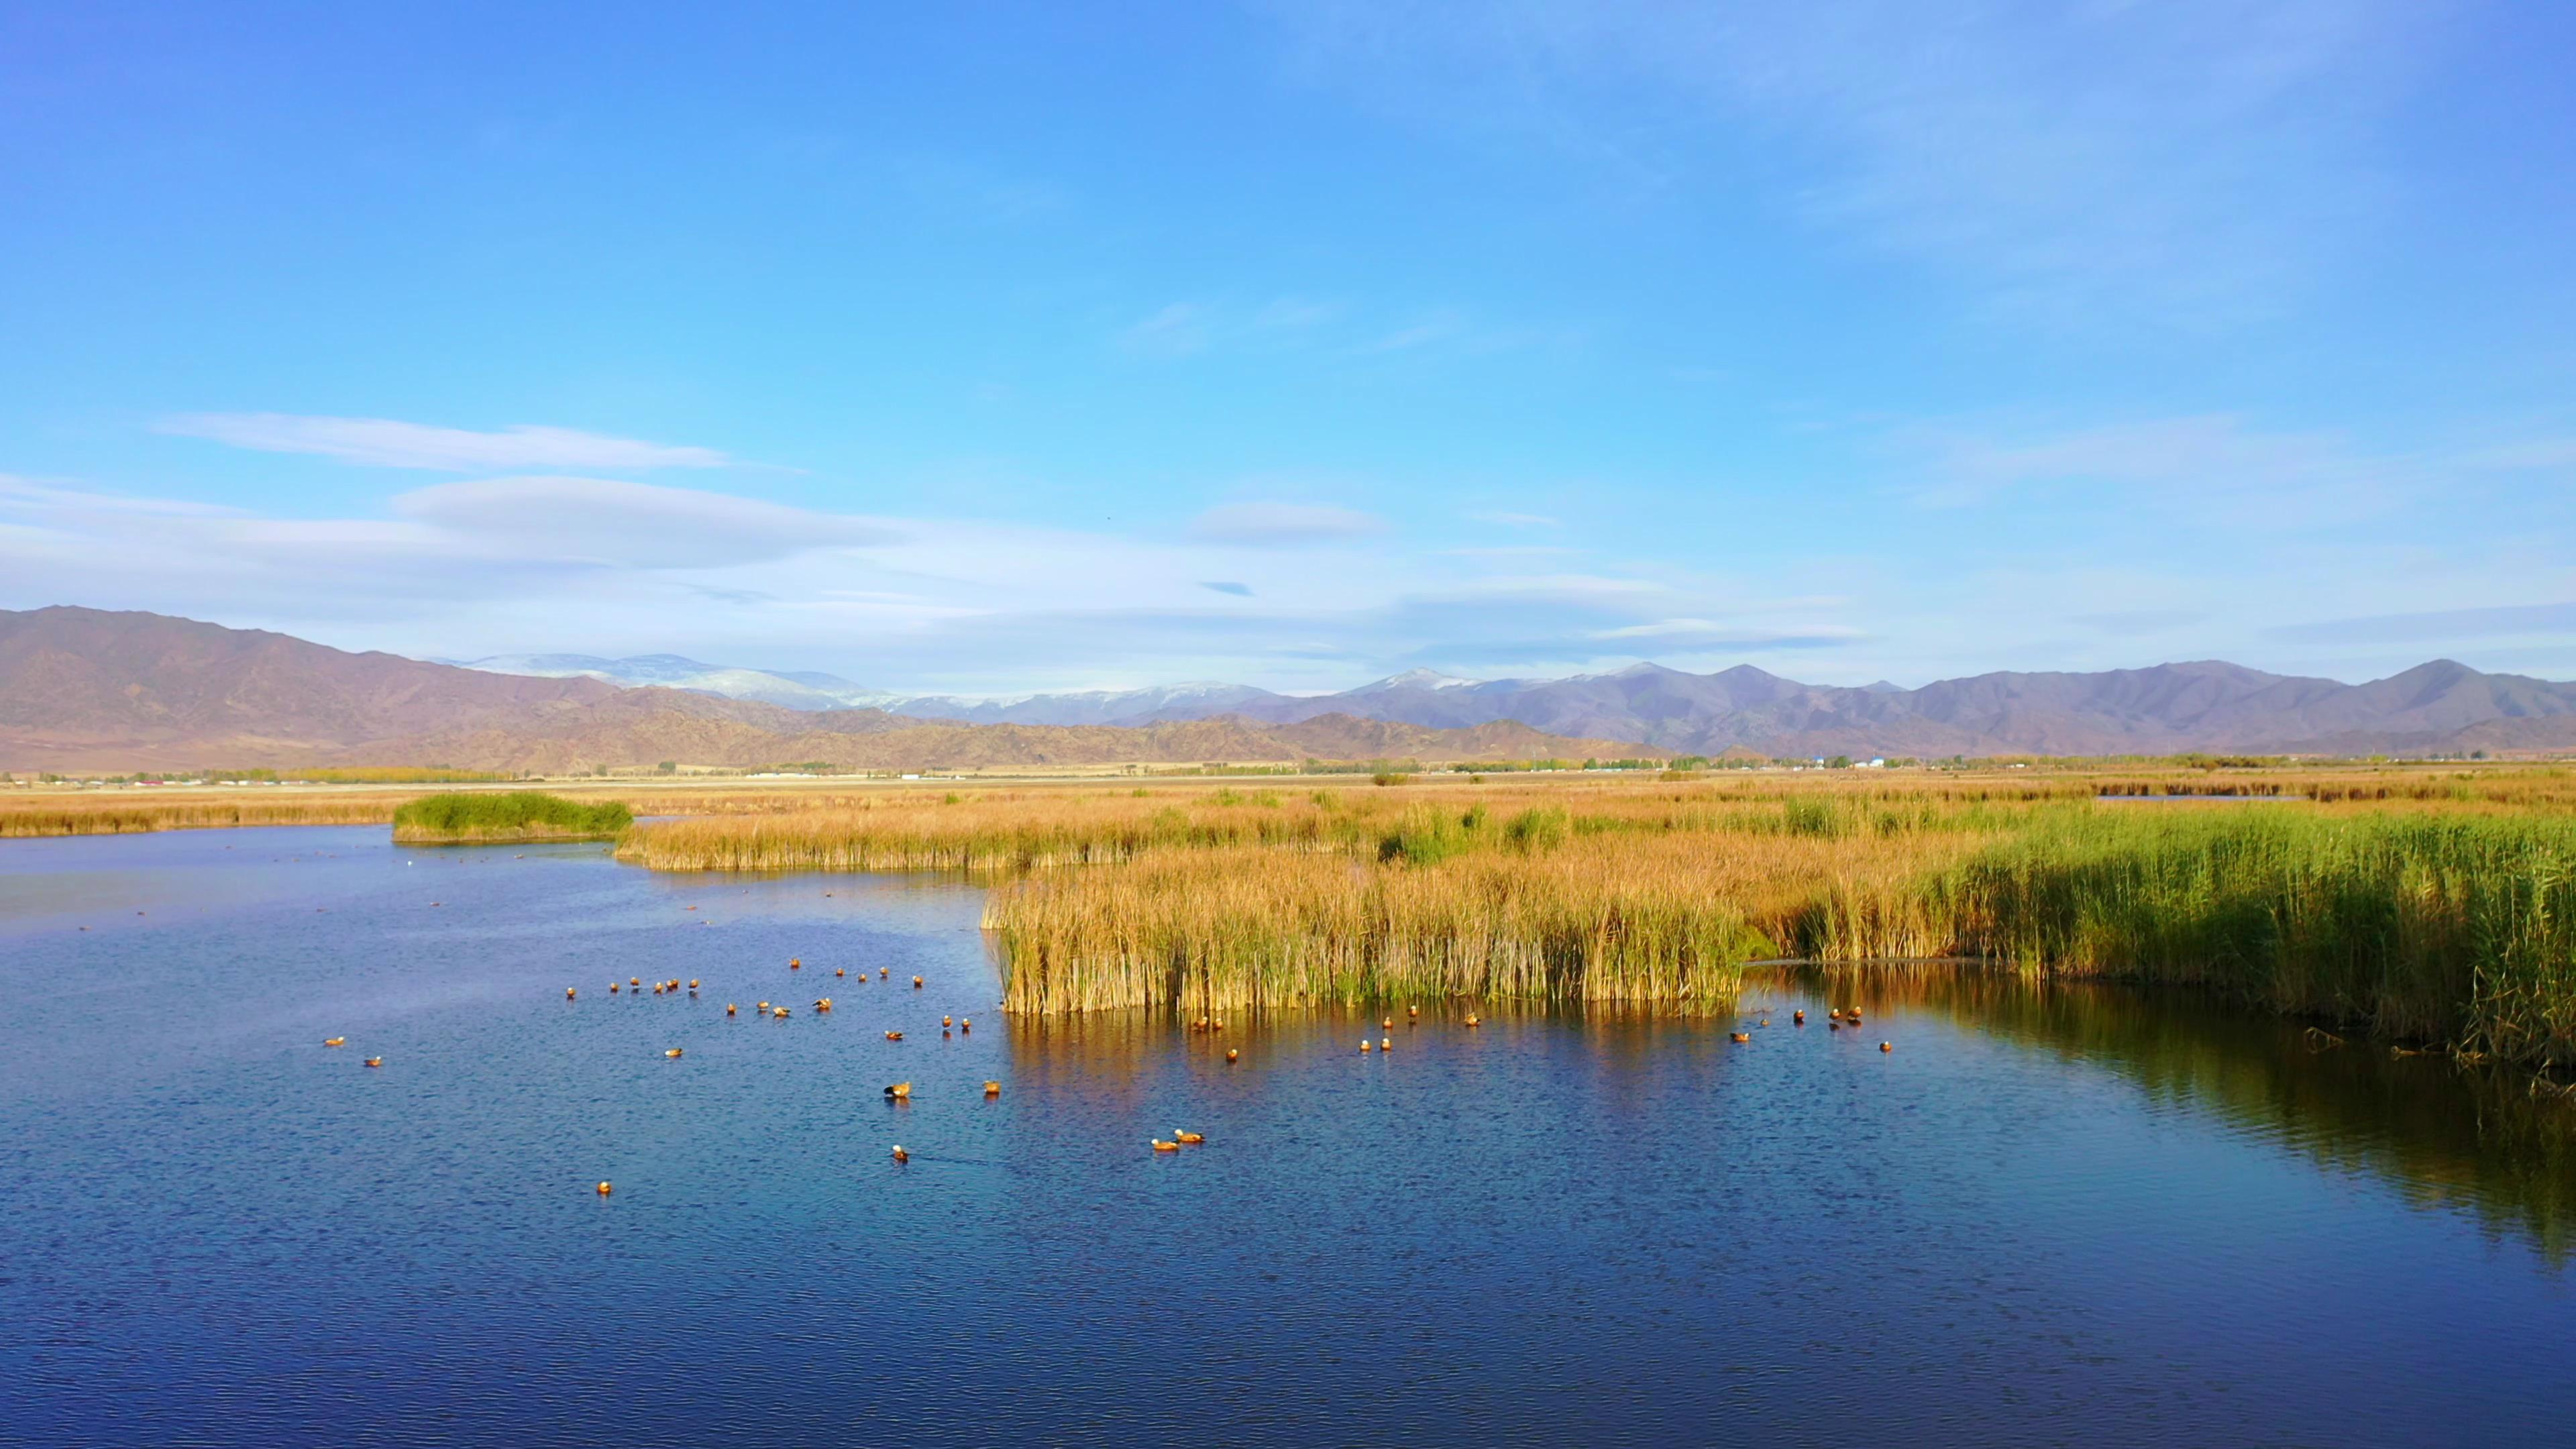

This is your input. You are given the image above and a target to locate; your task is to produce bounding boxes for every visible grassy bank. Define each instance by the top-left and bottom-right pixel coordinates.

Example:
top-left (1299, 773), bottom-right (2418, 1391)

top-left (597, 769), bottom-right (2576, 1061)
top-left (0, 793), bottom-right (415, 837)
top-left (1896, 810), bottom-right (2576, 1067)
top-left (0, 782), bottom-right (892, 839)
top-left (390, 791), bottom-right (633, 843)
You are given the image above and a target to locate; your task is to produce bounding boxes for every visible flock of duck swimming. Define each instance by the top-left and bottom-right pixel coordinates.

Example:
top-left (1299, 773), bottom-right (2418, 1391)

top-left (326, 946), bottom-right (1891, 1195)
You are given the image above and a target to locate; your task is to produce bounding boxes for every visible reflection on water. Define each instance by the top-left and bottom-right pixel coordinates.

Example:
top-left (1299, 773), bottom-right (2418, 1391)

top-left (3, 826), bottom-right (2571, 1448)
top-left (1784, 965), bottom-right (2576, 1263)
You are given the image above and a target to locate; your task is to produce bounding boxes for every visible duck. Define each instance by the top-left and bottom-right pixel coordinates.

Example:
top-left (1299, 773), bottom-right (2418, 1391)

top-left (758, 1001), bottom-right (770, 1012)
top-left (885, 1030), bottom-right (904, 1041)
top-left (1730, 1032), bottom-right (1751, 1044)
top-left (665, 1048), bottom-right (683, 1059)
top-left (836, 968), bottom-right (846, 977)
top-left (815, 998), bottom-right (833, 1012)
top-left (1360, 1039), bottom-right (1373, 1053)
top-left (363, 1057), bottom-right (383, 1068)
top-left (566, 987), bottom-right (577, 1000)
top-left (1464, 1014), bottom-right (1481, 1028)
top-left (960, 1018), bottom-right (971, 1033)
top-left (610, 983), bottom-right (620, 994)
top-left (879, 968), bottom-right (888, 978)
top-left (884, 1081), bottom-right (912, 1099)
top-left (323, 1037), bottom-right (346, 1048)
top-left (1793, 1010), bottom-right (1805, 1024)
top-left (727, 1003), bottom-right (737, 1016)
top-left (942, 1016), bottom-right (953, 1028)
top-left (890, 1145), bottom-right (909, 1163)
top-left (790, 958), bottom-right (801, 970)
top-left (689, 979), bottom-right (700, 989)
top-left (983, 1081), bottom-right (1001, 1097)
top-left (1173, 1130), bottom-right (1205, 1144)
top-left (1151, 1139), bottom-right (1180, 1152)
top-left (1382, 1017), bottom-right (1393, 1030)
top-left (1226, 1049), bottom-right (1240, 1063)
top-left (1212, 1020), bottom-right (1224, 1032)
top-left (631, 977), bottom-right (641, 987)
top-left (1828, 1008), bottom-right (1842, 1021)
top-left (773, 1006), bottom-right (790, 1018)
top-left (1880, 1041), bottom-right (1893, 1053)
top-left (1380, 1036), bottom-right (1393, 1052)
top-left (596, 1181), bottom-right (613, 1196)
top-left (912, 975), bottom-right (924, 989)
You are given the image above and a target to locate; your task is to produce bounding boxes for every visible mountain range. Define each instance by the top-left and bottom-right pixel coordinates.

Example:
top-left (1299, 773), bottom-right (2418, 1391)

top-left (0, 608), bottom-right (1649, 773)
top-left (457, 649), bottom-right (2576, 759)
top-left (9, 607), bottom-right (2575, 772)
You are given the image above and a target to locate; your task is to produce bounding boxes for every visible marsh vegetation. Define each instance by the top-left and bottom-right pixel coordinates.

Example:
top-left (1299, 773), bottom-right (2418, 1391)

top-left (612, 765), bottom-right (2576, 1067)
top-left (390, 791), bottom-right (633, 843)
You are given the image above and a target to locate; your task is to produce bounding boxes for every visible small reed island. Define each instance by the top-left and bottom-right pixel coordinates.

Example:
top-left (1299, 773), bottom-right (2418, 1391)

top-left (391, 791), bottom-right (633, 845)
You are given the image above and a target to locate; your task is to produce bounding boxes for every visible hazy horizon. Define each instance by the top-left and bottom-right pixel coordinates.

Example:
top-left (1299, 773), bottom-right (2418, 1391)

top-left (5, 3), bottom-right (2571, 694)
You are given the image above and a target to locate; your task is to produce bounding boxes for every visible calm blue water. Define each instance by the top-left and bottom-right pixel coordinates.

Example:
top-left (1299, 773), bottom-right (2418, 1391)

top-left (2, 826), bottom-right (2570, 1448)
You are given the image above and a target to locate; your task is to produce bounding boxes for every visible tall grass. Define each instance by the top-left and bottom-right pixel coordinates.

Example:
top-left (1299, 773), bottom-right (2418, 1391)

top-left (391, 791), bottom-right (633, 843)
top-left (984, 822), bottom-right (1980, 1015)
top-left (0, 794), bottom-right (411, 837)
top-left (1901, 809), bottom-right (2576, 1067)
top-left (988, 836), bottom-right (1790, 1015)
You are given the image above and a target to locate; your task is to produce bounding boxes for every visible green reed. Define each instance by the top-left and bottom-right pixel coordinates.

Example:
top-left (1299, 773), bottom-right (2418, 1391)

top-left (1807, 809), bottom-right (2576, 1069)
top-left (391, 791), bottom-right (633, 843)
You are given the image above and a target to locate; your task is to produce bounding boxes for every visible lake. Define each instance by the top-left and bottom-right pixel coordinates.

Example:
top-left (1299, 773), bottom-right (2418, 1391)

top-left (3, 826), bottom-right (2570, 1447)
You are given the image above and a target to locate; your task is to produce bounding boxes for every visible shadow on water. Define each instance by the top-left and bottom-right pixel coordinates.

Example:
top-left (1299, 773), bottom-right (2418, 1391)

top-left (1781, 962), bottom-right (2576, 1263)
top-left (1008, 967), bottom-right (2576, 1265)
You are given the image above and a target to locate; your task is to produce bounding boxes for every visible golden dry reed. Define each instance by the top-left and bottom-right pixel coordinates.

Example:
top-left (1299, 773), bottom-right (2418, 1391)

top-left (619, 765), bottom-right (2576, 1068)
top-left (0, 792), bottom-right (413, 837)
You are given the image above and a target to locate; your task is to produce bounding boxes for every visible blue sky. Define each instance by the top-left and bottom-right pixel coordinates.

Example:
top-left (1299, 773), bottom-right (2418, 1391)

top-left (3, 1), bottom-right (2573, 694)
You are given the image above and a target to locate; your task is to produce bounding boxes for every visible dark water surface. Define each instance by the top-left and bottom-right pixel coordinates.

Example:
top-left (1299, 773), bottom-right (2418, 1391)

top-left (3, 826), bottom-right (2570, 1448)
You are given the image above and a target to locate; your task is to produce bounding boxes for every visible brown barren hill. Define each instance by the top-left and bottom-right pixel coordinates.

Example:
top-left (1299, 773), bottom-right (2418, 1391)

top-left (373, 710), bottom-right (1656, 773)
top-left (0, 608), bottom-right (1652, 773)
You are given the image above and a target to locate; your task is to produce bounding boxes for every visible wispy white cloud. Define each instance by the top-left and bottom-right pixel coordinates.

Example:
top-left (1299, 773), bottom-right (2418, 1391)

top-left (1261, 0), bottom-right (2440, 323)
top-left (1253, 296), bottom-right (1344, 330)
top-left (158, 413), bottom-right (736, 472)
top-left (1188, 500), bottom-right (1387, 546)
top-left (1360, 313), bottom-right (1466, 354)
top-left (1, 474), bottom-right (242, 517)
top-left (390, 476), bottom-right (903, 568)
top-left (2266, 601), bottom-right (2576, 645)
top-left (1116, 304), bottom-right (1214, 358)
top-left (1898, 414), bottom-right (2421, 526)
top-left (1116, 298), bottom-right (1547, 360)
top-left (1590, 617), bottom-right (1864, 645)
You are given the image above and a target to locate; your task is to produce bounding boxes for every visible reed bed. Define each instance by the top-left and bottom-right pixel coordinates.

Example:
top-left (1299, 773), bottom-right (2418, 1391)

top-left (616, 790), bottom-right (1350, 871)
top-left (985, 820), bottom-right (1990, 1015)
top-left (1915, 810), bottom-right (2576, 1067)
top-left (390, 791), bottom-right (634, 843)
top-left (989, 838), bottom-right (1764, 1015)
top-left (0, 792), bottom-right (414, 837)
top-left (606, 767), bottom-right (2576, 1060)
